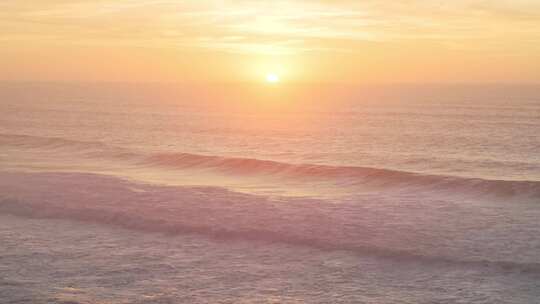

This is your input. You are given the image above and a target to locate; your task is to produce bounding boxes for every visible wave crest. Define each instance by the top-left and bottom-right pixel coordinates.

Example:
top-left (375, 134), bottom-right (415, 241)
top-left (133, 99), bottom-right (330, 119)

top-left (2, 133), bottom-right (540, 201)
top-left (2, 170), bottom-right (540, 274)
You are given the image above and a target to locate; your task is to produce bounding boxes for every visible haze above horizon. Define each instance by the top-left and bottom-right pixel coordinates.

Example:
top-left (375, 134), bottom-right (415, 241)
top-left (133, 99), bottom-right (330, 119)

top-left (1, 1), bottom-right (540, 83)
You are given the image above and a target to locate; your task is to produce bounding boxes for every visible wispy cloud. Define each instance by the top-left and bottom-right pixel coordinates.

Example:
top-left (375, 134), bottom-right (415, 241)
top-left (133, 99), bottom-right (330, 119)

top-left (1, 0), bottom-right (539, 55)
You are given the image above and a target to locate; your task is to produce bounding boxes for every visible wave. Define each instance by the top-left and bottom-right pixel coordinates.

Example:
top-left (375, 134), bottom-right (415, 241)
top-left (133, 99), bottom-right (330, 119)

top-left (144, 153), bottom-right (540, 201)
top-left (1, 171), bottom-right (540, 274)
top-left (2, 132), bottom-right (540, 201)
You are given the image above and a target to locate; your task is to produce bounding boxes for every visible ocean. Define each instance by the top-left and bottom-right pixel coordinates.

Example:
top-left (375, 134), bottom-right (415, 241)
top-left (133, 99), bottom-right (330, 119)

top-left (1, 82), bottom-right (540, 303)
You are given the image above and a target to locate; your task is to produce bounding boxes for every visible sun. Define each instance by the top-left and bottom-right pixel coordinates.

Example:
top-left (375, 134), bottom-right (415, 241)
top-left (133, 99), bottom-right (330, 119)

top-left (266, 73), bottom-right (280, 83)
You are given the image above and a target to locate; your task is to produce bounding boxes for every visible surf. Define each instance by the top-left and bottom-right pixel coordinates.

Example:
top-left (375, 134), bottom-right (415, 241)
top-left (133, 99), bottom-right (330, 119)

top-left (1, 171), bottom-right (540, 274)
top-left (2, 133), bottom-right (540, 202)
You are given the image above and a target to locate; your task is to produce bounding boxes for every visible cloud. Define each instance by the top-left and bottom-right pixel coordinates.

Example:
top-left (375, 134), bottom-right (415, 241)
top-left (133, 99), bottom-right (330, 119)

top-left (1, 0), bottom-right (539, 55)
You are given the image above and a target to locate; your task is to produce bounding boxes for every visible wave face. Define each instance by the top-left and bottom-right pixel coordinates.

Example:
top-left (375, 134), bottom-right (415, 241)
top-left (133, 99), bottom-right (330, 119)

top-left (144, 152), bottom-right (540, 201)
top-left (2, 133), bottom-right (540, 202)
top-left (1, 171), bottom-right (540, 274)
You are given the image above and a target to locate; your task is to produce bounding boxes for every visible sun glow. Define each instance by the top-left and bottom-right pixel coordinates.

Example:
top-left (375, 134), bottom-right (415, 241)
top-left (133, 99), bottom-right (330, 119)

top-left (266, 73), bottom-right (280, 83)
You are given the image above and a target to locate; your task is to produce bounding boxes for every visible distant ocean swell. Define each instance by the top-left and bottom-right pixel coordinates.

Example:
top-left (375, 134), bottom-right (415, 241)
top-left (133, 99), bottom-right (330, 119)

top-left (0, 172), bottom-right (539, 275)
top-left (2, 133), bottom-right (540, 202)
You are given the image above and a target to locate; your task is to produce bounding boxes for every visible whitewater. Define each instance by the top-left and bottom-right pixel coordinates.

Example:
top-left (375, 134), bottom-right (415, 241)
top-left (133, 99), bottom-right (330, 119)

top-left (1, 83), bottom-right (540, 303)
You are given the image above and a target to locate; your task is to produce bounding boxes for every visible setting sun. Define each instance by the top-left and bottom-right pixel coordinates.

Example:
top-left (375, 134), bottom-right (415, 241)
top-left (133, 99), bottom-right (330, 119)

top-left (266, 73), bottom-right (280, 83)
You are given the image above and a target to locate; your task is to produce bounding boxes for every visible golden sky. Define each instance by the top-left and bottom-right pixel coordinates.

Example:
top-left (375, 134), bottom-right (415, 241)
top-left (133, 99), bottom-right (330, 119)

top-left (1, 0), bottom-right (540, 83)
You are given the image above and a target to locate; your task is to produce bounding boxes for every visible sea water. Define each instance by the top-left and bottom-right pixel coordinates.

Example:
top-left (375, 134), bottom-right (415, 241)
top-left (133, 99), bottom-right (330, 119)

top-left (1, 82), bottom-right (540, 303)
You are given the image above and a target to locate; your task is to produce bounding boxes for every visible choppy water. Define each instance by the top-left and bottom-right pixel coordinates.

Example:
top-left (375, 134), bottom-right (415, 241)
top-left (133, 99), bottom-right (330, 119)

top-left (1, 82), bottom-right (540, 303)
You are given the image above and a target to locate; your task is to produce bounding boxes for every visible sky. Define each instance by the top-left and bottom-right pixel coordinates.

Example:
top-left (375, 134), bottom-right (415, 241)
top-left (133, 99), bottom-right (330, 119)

top-left (1, 0), bottom-right (540, 83)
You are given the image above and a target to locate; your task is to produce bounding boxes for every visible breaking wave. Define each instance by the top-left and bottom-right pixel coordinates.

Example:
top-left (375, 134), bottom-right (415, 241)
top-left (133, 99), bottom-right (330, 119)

top-left (0, 171), bottom-right (539, 274)
top-left (2, 133), bottom-right (540, 202)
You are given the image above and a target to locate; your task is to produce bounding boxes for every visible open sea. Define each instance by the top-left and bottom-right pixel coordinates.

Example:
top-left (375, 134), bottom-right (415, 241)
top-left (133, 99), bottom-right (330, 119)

top-left (1, 82), bottom-right (540, 303)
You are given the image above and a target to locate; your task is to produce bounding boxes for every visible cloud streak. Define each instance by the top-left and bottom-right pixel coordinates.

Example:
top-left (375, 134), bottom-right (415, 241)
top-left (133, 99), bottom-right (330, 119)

top-left (1, 0), bottom-right (539, 55)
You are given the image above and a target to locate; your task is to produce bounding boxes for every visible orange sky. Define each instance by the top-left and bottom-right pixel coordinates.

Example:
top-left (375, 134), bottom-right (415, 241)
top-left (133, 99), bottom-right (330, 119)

top-left (1, 1), bottom-right (539, 83)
